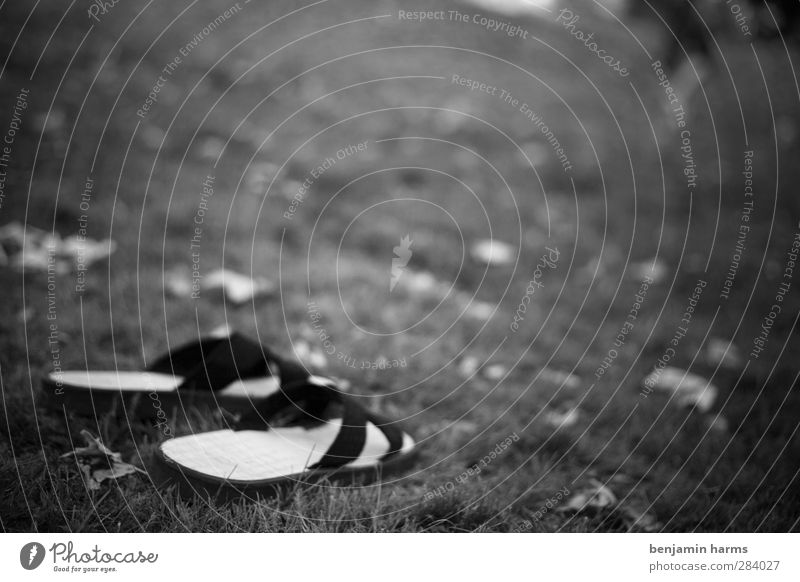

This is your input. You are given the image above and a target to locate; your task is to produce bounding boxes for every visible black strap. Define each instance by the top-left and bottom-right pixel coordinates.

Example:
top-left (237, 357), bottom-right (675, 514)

top-left (310, 396), bottom-right (368, 469)
top-left (148, 335), bottom-right (234, 376)
top-left (238, 382), bottom-right (335, 427)
top-left (365, 411), bottom-right (404, 461)
top-left (147, 333), bottom-right (307, 393)
top-left (266, 352), bottom-right (312, 391)
top-left (237, 380), bottom-right (405, 469)
top-left (179, 333), bottom-right (269, 392)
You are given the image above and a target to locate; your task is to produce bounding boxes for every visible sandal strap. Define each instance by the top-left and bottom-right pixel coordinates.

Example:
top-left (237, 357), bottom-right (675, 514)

top-left (314, 406), bottom-right (405, 466)
top-left (147, 332), bottom-right (309, 392)
top-left (310, 395), bottom-right (368, 469)
top-left (239, 380), bottom-right (406, 469)
top-left (364, 411), bottom-right (404, 461)
top-left (147, 334), bottom-right (236, 376)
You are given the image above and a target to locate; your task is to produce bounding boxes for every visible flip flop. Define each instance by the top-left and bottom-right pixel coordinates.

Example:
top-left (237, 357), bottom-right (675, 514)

top-left (153, 378), bottom-right (417, 499)
top-left (42, 332), bottom-right (314, 416)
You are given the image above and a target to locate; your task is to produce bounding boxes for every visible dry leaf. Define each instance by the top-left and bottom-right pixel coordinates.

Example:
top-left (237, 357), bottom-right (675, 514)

top-left (707, 415), bottom-right (730, 433)
top-left (630, 258), bottom-right (668, 284)
top-left (60, 235), bottom-right (117, 266)
top-left (60, 430), bottom-right (144, 490)
top-left (543, 405), bottom-right (581, 429)
top-left (203, 269), bottom-right (274, 305)
top-left (482, 364), bottom-right (507, 381)
top-left (245, 161), bottom-right (279, 194)
top-left (403, 270), bottom-right (441, 295)
top-left (450, 420), bottom-right (479, 440)
top-left (464, 300), bottom-right (495, 321)
top-left (558, 479), bottom-right (618, 513)
top-left (557, 477), bottom-right (662, 531)
top-left (208, 324), bottom-right (232, 338)
top-left (643, 367), bottom-right (718, 412)
top-left (706, 338), bottom-right (744, 370)
top-left (0, 221), bottom-right (115, 274)
top-left (163, 267), bottom-right (192, 298)
top-left (521, 141), bottom-right (550, 166)
top-left (433, 96), bottom-right (474, 134)
top-left (139, 124), bottom-right (165, 150)
top-left (34, 109), bottom-right (67, 134)
top-left (17, 307), bottom-right (35, 323)
top-left (198, 136), bottom-right (225, 160)
top-left (539, 367), bottom-right (582, 390)
top-left (471, 239), bottom-right (515, 267)
top-left (458, 356), bottom-right (481, 378)
top-left (461, 0), bottom-right (556, 18)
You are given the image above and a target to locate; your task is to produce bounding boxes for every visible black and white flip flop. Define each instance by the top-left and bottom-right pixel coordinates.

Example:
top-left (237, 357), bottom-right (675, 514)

top-left (42, 333), bottom-right (316, 416)
top-left (153, 379), bottom-right (417, 499)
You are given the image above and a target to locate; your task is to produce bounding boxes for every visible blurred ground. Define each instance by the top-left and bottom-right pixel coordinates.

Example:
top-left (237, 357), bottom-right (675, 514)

top-left (1, 0), bottom-right (799, 532)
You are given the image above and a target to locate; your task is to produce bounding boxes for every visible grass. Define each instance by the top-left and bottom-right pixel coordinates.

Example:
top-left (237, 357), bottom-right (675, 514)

top-left (1, 0), bottom-right (799, 532)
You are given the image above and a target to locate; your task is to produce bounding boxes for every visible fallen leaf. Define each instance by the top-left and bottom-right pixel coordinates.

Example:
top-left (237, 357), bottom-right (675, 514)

top-left (464, 300), bottom-right (495, 321)
top-left (643, 367), bottom-right (718, 412)
top-left (139, 124), bottom-right (165, 150)
top-left (630, 258), bottom-right (667, 284)
top-left (482, 364), bottom-right (507, 381)
top-left (164, 267), bottom-right (192, 298)
top-left (34, 109), bottom-right (67, 133)
top-left (60, 430), bottom-right (144, 490)
top-left (203, 269), bottom-right (274, 305)
top-left (457, 356), bottom-right (481, 378)
top-left (61, 236), bottom-right (117, 266)
top-left (17, 307), bottom-right (35, 323)
top-left (471, 239), bottom-right (515, 266)
top-left (543, 405), bottom-right (581, 429)
top-left (34, 109), bottom-right (67, 135)
top-left (433, 95), bottom-right (475, 134)
top-left (706, 415), bottom-right (730, 433)
top-left (539, 367), bottom-right (582, 390)
top-left (558, 479), bottom-right (617, 513)
top-left (209, 324), bottom-right (232, 338)
top-left (198, 136), bottom-right (225, 160)
top-left (706, 338), bottom-right (744, 370)
top-left (403, 270), bottom-right (441, 295)
top-left (461, 0), bottom-right (556, 18)
top-left (245, 162), bottom-right (280, 194)
top-left (450, 420), bottom-right (479, 440)
top-left (0, 221), bottom-right (115, 274)
top-left (521, 141), bottom-right (550, 166)
top-left (279, 180), bottom-right (304, 200)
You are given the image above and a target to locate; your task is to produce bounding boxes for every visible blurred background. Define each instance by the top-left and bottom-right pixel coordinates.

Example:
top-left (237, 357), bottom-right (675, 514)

top-left (1, 0), bottom-right (799, 532)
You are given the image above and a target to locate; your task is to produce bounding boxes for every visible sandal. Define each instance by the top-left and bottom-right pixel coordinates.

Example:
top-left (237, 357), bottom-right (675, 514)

top-left (153, 378), bottom-right (417, 499)
top-left (42, 332), bottom-right (314, 416)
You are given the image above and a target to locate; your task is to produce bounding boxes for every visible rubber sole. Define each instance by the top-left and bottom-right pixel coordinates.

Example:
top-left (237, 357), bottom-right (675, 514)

top-left (150, 442), bottom-right (419, 502)
top-left (40, 376), bottom-right (268, 418)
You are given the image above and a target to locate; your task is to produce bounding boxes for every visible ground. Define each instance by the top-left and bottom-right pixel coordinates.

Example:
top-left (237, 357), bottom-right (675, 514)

top-left (1, 0), bottom-right (799, 532)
